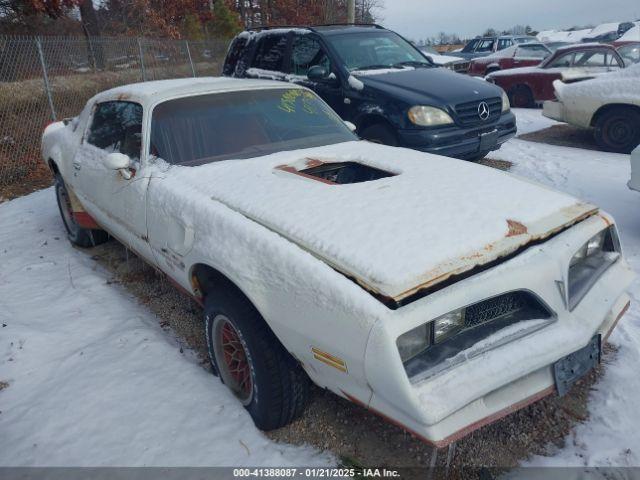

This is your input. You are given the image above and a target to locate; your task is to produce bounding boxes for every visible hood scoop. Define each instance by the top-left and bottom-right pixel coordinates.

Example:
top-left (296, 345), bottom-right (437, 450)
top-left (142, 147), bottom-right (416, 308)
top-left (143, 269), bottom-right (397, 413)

top-left (276, 157), bottom-right (397, 185)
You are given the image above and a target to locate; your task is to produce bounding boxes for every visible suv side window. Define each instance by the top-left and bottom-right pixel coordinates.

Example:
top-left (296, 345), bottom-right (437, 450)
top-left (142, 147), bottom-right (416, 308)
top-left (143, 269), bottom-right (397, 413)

top-left (462, 39), bottom-right (479, 53)
top-left (290, 35), bottom-right (331, 76)
top-left (223, 35), bottom-right (249, 76)
top-left (87, 101), bottom-right (143, 161)
top-left (253, 33), bottom-right (289, 71)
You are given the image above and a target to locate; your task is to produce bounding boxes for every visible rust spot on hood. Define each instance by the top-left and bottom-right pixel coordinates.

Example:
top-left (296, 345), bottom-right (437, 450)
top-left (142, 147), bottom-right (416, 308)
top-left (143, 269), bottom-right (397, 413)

top-left (506, 219), bottom-right (528, 237)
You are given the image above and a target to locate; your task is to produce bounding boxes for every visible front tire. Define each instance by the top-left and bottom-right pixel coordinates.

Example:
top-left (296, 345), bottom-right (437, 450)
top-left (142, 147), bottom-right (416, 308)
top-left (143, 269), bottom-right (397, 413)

top-left (204, 289), bottom-right (309, 430)
top-left (54, 174), bottom-right (108, 248)
top-left (594, 108), bottom-right (640, 154)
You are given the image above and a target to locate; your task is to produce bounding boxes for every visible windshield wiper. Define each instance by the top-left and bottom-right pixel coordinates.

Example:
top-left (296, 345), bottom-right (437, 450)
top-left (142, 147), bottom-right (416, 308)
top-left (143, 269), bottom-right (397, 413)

top-left (392, 60), bottom-right (431, 68)
top-left (353, 64), bottom-right (400, 71)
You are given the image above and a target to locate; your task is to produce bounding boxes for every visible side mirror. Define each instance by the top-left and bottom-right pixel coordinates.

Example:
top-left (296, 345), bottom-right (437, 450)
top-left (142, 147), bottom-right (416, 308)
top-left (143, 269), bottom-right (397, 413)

top-left (105, 152), bottom-right (133, 179)
top-left (307, 65), bottom-right (329, 81)
top-left (344, 121), bottom-right (357, 132)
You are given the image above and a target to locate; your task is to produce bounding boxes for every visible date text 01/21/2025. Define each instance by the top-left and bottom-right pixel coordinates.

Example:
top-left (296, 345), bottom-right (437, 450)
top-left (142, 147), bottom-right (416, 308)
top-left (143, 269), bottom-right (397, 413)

top-left (232, 468), bottom-right (400, 477)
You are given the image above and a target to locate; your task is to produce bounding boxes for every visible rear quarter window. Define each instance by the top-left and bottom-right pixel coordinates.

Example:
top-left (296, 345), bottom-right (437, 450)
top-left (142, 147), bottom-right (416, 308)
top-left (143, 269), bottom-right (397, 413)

top-left (253, 34), bottom-right (289, 71)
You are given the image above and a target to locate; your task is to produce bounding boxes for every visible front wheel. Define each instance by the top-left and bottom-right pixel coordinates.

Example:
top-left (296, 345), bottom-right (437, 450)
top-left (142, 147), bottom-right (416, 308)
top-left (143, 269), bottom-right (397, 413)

top-left (594, 108), bottom-right (640, 154)
top-left (508, 85), bottom-right (534, 108)
top-left (54, 174), bottom-right (108, 248)
top-left (204, 290), bottom-right (309, 430)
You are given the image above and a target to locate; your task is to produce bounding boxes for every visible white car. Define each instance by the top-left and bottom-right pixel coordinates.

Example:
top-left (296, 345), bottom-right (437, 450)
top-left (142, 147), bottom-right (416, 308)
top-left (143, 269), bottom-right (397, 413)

top-left (630, 145), bottom-right (640, 192)
top-left (543, 64), bottom-right (640, 153)
top-left (42, 77), bottom-right (634, 446)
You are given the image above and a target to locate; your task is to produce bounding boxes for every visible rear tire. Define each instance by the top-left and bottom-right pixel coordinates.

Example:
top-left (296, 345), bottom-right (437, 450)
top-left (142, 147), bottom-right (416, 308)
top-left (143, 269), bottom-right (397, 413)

top-left (204, 289), bottom-right (309, 430)
top-left (54, 174), bottom-right (108, 248)
top-left (594, 108), bottom-right (640, 154)
top-left (360, 123), bottom-right (399, 146)
top-left (508, 85), bottom-right (534, 108)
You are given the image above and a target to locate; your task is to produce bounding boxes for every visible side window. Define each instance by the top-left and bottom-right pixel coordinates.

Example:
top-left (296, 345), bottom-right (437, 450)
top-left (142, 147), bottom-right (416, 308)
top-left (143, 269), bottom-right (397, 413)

top-left (463, 39), bottom-right (478, 53)
top-left (548, 52), bottom-right (573, 68)
top-left (515, 45), bottom-right (550, 59)
top-left (476, 39), bottom-right (495, 52)
top-left (253, 34), bottom-right (288, 71)
top-left (574, 51), bottom-right (612, 67)
top-left (223, 35), bottom-right (248, 76)
top-left (498, 38), bottom-right (511, 50)
top-left (290, 35), bottom-right (331, 76)
top-left (87, 101), bottom-right (143, 161)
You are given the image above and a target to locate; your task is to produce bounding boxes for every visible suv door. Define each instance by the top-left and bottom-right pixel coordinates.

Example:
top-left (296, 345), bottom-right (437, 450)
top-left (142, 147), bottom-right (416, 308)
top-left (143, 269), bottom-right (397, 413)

top-left (287, 33), bottom-right (345, 116)
top-left (73, 100), bottom-right (152, 259)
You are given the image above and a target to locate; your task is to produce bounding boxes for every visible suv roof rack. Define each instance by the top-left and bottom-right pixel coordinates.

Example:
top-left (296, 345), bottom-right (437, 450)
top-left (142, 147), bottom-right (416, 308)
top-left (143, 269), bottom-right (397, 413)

top-left (246, 23), bottom-right (385, 32)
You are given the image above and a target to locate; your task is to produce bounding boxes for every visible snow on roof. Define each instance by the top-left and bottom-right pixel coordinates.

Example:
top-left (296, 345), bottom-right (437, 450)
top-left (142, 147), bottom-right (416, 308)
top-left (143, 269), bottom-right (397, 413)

top-left (92, 77), bottom-right (300, 106)
top-left (587, 22), bottom-right (620, 37)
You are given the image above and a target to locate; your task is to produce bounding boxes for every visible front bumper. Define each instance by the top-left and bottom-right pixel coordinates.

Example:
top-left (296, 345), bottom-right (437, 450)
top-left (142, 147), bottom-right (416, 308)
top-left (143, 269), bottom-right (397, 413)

top-left (396, 111), bottom-right (517, 160)
top-left (361, 214), bottom-right (635, 446)
top-left (543, 100), bottom-right (566, 123)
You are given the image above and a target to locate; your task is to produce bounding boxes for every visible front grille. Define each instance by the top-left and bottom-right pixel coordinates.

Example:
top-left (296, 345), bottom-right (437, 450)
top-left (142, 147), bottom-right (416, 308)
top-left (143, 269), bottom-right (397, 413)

top-left (455, 97), bottom-right (502, 126)
top-left (465, 291), bottom-right (536, 328)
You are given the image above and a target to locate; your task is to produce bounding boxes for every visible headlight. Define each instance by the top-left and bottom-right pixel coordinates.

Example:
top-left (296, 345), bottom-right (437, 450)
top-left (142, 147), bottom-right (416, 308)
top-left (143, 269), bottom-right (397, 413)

top-left (501, 90), bottom-right (510, 112)
top-left (568, 227), bottom-right (620, 310)
top-left (408, 106), bottom-right (454, 127)
top-left (396, 323), bottom-right (430, 362)
top-left (433, 309), bottom-right (465, 343)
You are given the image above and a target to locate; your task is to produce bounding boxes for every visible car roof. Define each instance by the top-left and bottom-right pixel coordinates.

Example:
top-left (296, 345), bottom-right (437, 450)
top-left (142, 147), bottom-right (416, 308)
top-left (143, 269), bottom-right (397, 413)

top-left (91, 77), bottom-right (302, 106)
top-left (244, 23), bottom-right (386, 37)
top-left (555, 42), bottom-right (616, 52)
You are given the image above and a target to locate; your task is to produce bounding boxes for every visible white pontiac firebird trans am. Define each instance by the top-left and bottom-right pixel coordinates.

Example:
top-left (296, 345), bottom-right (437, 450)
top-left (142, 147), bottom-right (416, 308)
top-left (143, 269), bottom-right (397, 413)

top-left (42, 77), bottom-right (634, 447)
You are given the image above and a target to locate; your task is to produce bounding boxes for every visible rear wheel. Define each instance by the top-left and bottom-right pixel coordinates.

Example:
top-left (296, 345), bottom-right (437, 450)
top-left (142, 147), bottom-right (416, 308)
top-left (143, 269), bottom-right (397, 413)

top-left (204, 289), bottom-right (309, 430)
top-left (360, 123), bottom-right (398, 146)
top-left (54, 174), bottom-right (108, 248)
top-left (508, 85), bottom-right (534, 108)
top-left (594, 108), bottom-right (640, 154)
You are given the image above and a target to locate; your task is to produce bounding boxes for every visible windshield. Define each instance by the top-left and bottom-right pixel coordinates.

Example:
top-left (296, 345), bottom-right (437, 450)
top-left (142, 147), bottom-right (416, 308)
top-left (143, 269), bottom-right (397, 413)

top-left (150, 88), bottom-right (356, 166)
top-left (326, 31), bottom-right (432, 71)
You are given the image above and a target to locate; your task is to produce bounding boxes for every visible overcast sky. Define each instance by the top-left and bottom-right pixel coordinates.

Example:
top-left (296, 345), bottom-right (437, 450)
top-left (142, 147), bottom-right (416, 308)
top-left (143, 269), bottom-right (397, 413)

top-left (379, 0), bottom-right (640, 40)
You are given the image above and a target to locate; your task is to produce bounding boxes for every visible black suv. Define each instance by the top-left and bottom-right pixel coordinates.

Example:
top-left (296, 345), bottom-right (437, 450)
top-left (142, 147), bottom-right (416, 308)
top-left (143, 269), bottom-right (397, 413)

top-left (223, 24), bottom-right (516, 160)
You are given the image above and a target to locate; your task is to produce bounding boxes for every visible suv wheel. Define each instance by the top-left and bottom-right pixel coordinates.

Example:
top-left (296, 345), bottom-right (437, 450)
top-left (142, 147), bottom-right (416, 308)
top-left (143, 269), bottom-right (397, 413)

top-left (594, 107), bottom-right (640, 154)
top-left (204, 289), bottom-right (309, 430)
top-left (360, 123), bottom-right (398, 146)
top-left (55, 174), bottom-right (108, 248)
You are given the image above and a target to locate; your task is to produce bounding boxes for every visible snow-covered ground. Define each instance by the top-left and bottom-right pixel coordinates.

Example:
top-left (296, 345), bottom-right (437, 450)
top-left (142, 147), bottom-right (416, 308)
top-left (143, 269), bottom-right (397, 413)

top-left (495, 109), bottom-right (640, 467)
top-left (0, 108), bottom-right (638, 468)
top-left (0, 190), bottom-right (332, 466)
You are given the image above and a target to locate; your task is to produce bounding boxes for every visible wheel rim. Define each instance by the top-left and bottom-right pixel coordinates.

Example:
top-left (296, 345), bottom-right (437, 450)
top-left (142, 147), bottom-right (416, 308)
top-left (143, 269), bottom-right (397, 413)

top-left (56, 182), bottom-right (78, 236)
top-left (213, 314), bottom-right (254, 405)
top-left (605, 118), bottom-right (633, 147)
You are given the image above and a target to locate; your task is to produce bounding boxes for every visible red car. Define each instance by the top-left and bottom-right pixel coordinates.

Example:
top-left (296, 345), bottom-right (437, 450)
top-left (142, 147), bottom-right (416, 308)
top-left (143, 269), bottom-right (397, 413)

top-left (468, 43), bottom-right (552, 77)
top-left (486, 44), bottom-right (625, 107)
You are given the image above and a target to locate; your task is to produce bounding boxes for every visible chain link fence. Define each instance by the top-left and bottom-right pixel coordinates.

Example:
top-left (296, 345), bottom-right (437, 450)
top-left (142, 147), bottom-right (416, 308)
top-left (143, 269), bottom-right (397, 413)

top-left (0, 35), bottom-right (230, 186)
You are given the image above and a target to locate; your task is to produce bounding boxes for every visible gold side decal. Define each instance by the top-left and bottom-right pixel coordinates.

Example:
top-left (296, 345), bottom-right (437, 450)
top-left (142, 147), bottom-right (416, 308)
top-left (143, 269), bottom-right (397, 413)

top-left (312, 347), bottom-right (347, 373)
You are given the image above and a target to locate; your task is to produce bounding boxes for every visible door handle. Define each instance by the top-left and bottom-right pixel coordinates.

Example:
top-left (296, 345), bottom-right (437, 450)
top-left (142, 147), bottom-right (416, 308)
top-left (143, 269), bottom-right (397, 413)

top-left (73, 162), bottom-right (81, 171)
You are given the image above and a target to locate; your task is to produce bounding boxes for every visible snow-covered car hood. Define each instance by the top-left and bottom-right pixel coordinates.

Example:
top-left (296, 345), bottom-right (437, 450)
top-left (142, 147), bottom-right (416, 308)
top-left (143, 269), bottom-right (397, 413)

top-left (554, 64), bottom-right (640, 103)
top-left (424, 53), bottom-right (464, 65)
top-left (171, 141), bottom-right (596, 305)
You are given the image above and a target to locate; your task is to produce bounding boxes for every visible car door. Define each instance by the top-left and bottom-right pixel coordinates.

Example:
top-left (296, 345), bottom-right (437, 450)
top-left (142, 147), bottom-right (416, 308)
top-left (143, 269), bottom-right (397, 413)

top-left (72, 100), bottom-right (153, 260)
top-left (286, 33), bottom-right (346, 117)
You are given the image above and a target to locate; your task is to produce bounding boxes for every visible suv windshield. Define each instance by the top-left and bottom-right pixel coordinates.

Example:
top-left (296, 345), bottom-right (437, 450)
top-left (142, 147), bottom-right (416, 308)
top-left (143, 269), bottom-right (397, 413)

top-left (326, 31), bottom-right (431, 71)
top-left (150, 88), bottom-right (355, 166)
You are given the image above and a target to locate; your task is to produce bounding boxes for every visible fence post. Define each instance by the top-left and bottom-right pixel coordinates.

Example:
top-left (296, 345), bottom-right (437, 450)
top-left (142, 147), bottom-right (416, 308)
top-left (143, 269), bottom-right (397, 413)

top-left (137, 38), bottom-right (146, 81)
top-left (35, 37), bottom-right (57, 122)
top-left (185, 40), bottom-right (196, 77)
top-left (86, 35), bottom-right (97, 72)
